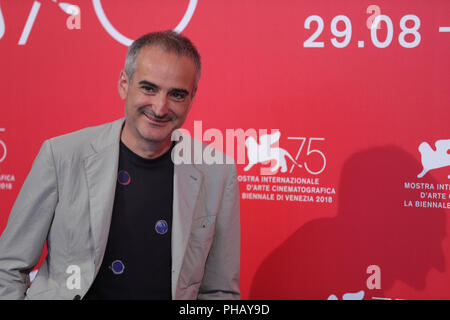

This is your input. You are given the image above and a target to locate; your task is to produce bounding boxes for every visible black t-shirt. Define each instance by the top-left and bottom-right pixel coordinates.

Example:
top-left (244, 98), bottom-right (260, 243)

top-left (83, 140), bottom-right (174, 300)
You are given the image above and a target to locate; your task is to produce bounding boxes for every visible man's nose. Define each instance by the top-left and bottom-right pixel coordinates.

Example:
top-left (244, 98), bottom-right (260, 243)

top-left (152, 93), bottom-right (168, 117)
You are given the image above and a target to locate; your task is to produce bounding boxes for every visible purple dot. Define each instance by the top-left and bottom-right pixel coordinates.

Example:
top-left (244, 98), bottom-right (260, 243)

top-left (155, 220), bottom-right (168, 235)
top-left (110, 260), bottom-right (125, 275)
top-left (118, 170), bottom-right (131, 185)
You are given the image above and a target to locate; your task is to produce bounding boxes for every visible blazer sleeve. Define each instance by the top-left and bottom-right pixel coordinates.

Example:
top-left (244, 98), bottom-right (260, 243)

top-left (0, 140), bottom-right (58, 299)
top-left (197, 163), bottom-right (241, 300)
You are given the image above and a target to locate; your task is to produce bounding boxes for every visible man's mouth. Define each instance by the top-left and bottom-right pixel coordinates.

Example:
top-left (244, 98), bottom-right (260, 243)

top-left (142, 111), bottom-right (170, 125)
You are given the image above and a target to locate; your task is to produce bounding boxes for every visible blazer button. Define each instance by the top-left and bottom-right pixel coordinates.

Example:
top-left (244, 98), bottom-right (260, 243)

top-left (73, 295), bottom-right (81, 300)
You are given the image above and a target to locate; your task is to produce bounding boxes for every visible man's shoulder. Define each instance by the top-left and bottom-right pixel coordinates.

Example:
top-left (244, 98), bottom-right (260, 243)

top-left (47, 118), bottom-right (124, 158)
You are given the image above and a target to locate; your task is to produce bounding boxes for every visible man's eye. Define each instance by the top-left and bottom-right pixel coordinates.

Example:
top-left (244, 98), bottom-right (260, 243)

top-left (171, 92), bottom-right (186, 100)
top-left (142, 86), bottom-right (155, 93)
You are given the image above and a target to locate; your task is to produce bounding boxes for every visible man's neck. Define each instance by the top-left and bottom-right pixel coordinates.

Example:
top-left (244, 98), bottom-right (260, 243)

top-left (120, 122), bottom-right (172, 160)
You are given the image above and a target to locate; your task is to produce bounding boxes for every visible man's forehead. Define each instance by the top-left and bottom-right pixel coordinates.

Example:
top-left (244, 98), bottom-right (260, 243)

top-left (135, 45), bottom-right (194, 69)
top-left (133, 45), bottom-right (196, 84)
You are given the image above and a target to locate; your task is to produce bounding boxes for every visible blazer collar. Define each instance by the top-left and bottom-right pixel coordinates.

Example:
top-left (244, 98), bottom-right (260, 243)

top-left (84, 118), bottom-right (124, 277)
top-left (172, 158), bottom-right (203, 298)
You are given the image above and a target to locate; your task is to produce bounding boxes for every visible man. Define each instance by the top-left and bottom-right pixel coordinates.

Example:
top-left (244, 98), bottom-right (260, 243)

top-left (0, 31), bottom-right (240, 300)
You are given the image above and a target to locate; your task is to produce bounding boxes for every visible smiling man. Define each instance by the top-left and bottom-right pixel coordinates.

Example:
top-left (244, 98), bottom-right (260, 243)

top-left (120, 37), bottom-right (198, 159)
top-left (0, 31), bottom-right (240, 300)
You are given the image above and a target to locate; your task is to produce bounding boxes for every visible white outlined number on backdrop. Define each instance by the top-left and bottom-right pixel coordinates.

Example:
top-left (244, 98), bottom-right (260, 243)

top-left (287, 137), bottom-right (326, 175)
top-left (0, 2), bottom-right (5, 40)
top-left (0, 0), bottom-right (197, 46)
top-left (92, 0), bottom-right (198, 46)
top-left (0, 128), bottom-right (6, 163)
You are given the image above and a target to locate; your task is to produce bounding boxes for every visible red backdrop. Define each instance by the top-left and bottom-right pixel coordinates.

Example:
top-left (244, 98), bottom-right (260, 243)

top-left (1, 0), bottom-right (449, 300)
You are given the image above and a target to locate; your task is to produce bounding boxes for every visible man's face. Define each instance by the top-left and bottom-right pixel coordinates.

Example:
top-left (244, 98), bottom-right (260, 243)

top-left (119, 45), bottom-right (197, 146)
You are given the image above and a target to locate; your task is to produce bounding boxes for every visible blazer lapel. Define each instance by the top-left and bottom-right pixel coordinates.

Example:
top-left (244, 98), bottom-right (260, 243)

top-left (84, 118), bottom-right (125, 277)
top-left (171, 134), bottom-right (204, 298)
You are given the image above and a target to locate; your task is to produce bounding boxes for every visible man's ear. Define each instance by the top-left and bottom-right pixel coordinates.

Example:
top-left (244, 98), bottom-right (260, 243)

top-left (118, 70), bottom-right (129, 100)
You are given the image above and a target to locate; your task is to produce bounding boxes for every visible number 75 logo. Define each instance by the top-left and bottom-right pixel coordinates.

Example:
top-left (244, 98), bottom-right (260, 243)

top-left (244, 133), bottom-right (326, 175)
top-left (288, 137), bottom-right (326, 175)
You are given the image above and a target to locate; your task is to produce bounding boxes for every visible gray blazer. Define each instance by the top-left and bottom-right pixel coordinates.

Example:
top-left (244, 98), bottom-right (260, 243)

top-left (0, 118), bottom-right (240, 300)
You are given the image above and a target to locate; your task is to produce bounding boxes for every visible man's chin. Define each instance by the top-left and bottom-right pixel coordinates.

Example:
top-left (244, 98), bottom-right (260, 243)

top-left (139, 129), bottom-right (172, 145)
top-left (142, 134), bottom-right (170, 144)
top-left (136, 122), bottom-right (177, 145)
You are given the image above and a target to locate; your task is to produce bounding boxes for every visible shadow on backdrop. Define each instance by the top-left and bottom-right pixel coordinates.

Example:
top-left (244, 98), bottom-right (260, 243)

top-left (249, 146), bottom-right (446, 299)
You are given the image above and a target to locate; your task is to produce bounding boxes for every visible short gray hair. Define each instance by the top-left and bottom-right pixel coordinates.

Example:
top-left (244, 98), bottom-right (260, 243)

top-left (124, 30), bottom-right (201, 89)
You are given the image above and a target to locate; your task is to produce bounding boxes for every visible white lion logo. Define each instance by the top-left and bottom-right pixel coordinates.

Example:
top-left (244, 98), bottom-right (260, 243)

top-left (417, 139), bottom-right (450, 179)
top-left (328, 290), bottom-right (365, 300)
top-left (244, 131), bottom-right (301, 173)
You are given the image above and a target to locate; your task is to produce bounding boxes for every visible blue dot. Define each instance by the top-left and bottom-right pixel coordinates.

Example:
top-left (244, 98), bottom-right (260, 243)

top-left (155, 220), bottom-right (168, 235)
top-left (110, 260), bottom-right (125, 275)
top-left (117, 170), bottom-right (131, 185)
